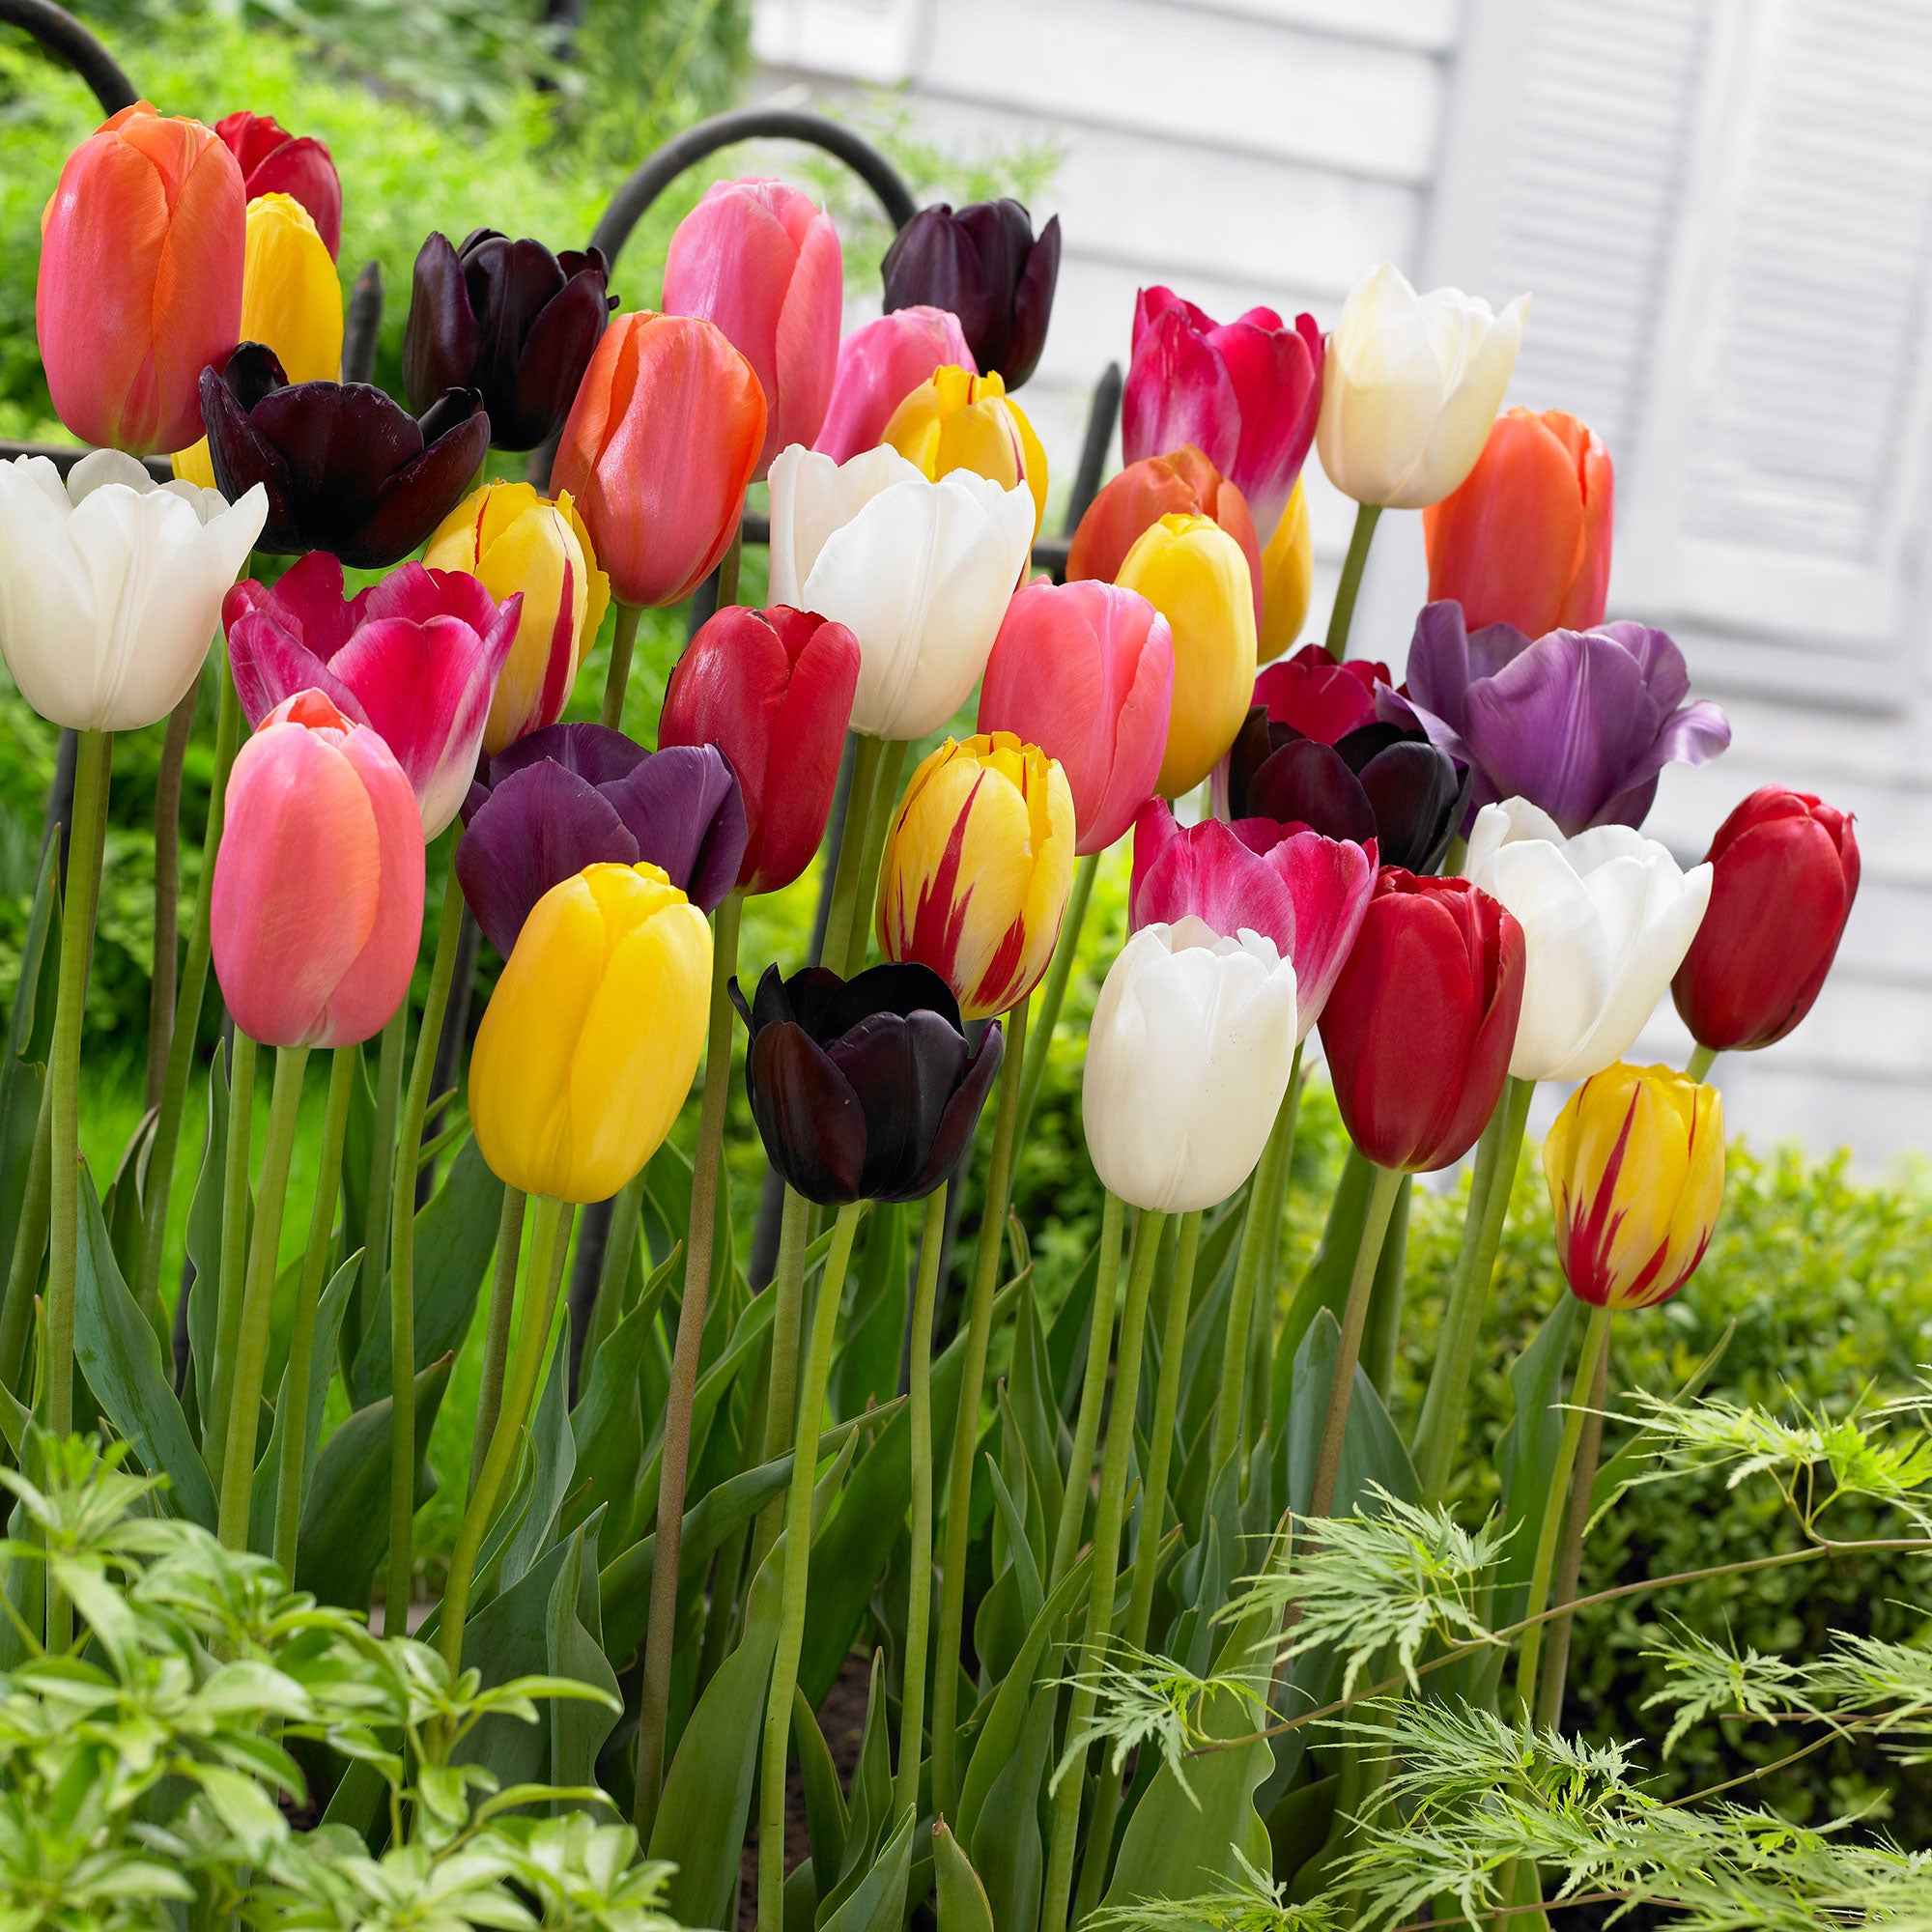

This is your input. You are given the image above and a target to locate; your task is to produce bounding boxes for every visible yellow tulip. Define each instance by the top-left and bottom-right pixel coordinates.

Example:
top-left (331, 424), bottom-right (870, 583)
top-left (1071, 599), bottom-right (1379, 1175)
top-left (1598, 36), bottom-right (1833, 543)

top-left (1544, 1063), bottom-right (1725, 1311)
top-left (1256, 478), bottom-right (1312, 665)
top-left (883, 364), bottom-right (1048, 540)
top-left (424, 481), bottom-right (610, 754)
top-left (877, 731), bottom-right (1075, 1021)
top-left (469, 863), bottom-right (711, 1203)
top-left (173, 192), bottom-right (343, 489)
top-left (1115, 511), bottom-right (1257, 798)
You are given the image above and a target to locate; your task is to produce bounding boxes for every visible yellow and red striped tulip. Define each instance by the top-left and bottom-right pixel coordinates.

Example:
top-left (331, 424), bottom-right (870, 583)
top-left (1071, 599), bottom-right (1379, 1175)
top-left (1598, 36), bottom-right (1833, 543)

top-left (883, 364), bottom-right (1048, 540)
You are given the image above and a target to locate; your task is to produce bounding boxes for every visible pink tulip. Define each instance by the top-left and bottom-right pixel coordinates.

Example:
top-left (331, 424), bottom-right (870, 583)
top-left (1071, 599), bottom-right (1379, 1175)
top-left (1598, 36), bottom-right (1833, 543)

top-left (661, 177), bottom-right (843, 477)
top-left (813, 305), bottom-right (978, 464)
top-left (977, 579), bottom-right (1173, 856)
top-left (224, 553), bottom-right (521, 838)
top-left (213, 690), bottom-right (425, 1047)
top-left (1122, 288), bottom-right (1322, 534)
top-left (1130, 799), bottom-right (1376, 1037)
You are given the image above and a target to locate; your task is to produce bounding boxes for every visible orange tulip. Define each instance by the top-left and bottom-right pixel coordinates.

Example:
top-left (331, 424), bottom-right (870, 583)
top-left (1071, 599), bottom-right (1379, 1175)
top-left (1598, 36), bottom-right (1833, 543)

top-left (552, 311), bottom-right (766, 609)
top-left (1423, 408), bottom-right (1613, 636)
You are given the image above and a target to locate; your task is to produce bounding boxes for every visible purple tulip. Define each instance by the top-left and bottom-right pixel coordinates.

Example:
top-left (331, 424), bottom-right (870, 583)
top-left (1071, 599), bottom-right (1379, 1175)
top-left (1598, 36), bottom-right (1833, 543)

top-left (457, 723), bottom-right (746, 957)
top-left (1389, 601), bottom-right (1731, 837)
top-left (880, 200), bottom-right (1061, 389)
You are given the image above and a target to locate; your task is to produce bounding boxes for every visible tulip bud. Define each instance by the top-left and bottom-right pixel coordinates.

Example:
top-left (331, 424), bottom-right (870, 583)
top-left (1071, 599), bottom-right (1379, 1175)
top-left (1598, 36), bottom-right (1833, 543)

top-left (815, 306), bottom-right (977, 465)
top-left (38, 103), bottom-right (244, 454)
top-left (553, 311), bottom-right (766, 609)
top-left (215, 110), bottom-right (342, 257)
top-left (732, 960), bottom-right (1003, 1205)
top-left (212, 691), bottom-right (425, 1048)
top-left (662, 178), bottom-right (843, 476)
top-left (1316, 265), bottom-right (1528, 509)
top-left (877, 732), bottom-right (1076, 1020)
top-left (881, 200), bottom-right (1061, 388)
top-left (1083, 919), bottom-right (1298, 1213)
top-left (1545, 1063), bottom-right (1724, 1310)
top-left (423, 482), bottom-right (611, 755)
top-left (1670, 788), bottom-right (1860, 1053)
top-left (1318, 870), bottom-right (1525, 1173)
top-left (1423, 408), bottom-right (1612, 637)
top-left (1114, 512), bottom-right (1258, 798)
top-left (659, 605), bottom-right (860, 895)
top-left (883, 365), bottom-right (1048, 539)
top-left (469, 863), bottom-right (712, 1203)
top-left (977, 580), bottom-right (1173, 856)
top-left (1256, 480), bottom-right (1312, 665)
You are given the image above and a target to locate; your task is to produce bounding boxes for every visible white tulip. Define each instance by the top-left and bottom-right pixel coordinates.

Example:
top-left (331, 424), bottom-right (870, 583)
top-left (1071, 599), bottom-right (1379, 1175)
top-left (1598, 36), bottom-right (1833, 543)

top-left (1083, 916), bottom-right (1298, 1214)
top-left (1463, 798), bottom-right (1712, 1083)
top-left (0, 450), bottom-right (265, 732)
top-left (767, 442), bottom-right (1035, 740)
top-left (1316, 264), bottom-right (1529, 509)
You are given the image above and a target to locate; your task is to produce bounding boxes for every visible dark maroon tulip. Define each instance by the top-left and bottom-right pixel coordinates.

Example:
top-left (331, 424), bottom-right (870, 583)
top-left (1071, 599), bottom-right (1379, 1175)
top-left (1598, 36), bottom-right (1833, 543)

top-left (402, 229), bottom-right (614, 451)
top-left (880, 200), bottom-right (1061, 389)
top-left (458, 723), bottom-right (746, 957)
top-left (215, 110), bottom-right (343, 258)
top-left (200, 343), bottom-right (489, 568)
top-left (731, 961), bottom-right (1003, 1206)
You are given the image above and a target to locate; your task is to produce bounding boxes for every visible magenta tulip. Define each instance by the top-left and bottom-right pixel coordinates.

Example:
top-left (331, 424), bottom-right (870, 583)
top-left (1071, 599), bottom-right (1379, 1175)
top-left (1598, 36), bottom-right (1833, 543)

top-left (813, 306), bottom-right (978, 464)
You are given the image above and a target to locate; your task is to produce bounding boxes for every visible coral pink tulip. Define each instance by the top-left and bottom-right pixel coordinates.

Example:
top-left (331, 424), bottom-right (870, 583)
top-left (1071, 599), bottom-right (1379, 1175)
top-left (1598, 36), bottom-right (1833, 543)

top-left (813, 305), bottom-right (977, 464)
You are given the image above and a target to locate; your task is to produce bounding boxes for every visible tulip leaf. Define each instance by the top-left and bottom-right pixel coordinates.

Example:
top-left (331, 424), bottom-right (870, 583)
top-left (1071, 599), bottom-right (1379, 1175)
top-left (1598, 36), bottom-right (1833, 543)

top-left (819, 1804), bottom-right (914, 1932)
top-left (100, 1105), bottom-right (158, 1294)
top-left (184, 1041), bottom-right (247, 1440)
top-left (793, 1686), bottom-right (849, 1891)
top-left (830, 1198), bottom-right (906, 1420)
top-left (1007, 1267), bottom-right (1065, 1559)
top-left (1285, 1307), bottom-right (1419, 1520)
top-left (820, 1651), bottom-right (891, 1906)
top-left (561, 1290), bottom-right (653, 1545)
top-left (967, 1682), bottom-right (1057, 1932)
top-left (3, 838), bottom-right (59, 1070)
top-left (933, 1821), bottom-right (996, 1932)
top-left (989, 1413), bottom-right (1044, 1628)
top-left (497, 1325), bottom-right (577, 1596)
top-left (1491, 1293), bottom-right (1583, 1634)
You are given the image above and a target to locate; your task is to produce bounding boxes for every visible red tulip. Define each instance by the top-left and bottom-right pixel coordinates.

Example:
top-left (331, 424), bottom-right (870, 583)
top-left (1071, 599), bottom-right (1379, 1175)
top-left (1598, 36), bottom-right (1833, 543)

top-left (1671, 787), bottom-right (1860, 1052)
top-left (657, 604), bottom-right (861, 895)
top-left (214, 110), bottom-right (342, 258)
top-left (1318, 870), bottom-right (1525, 1172)
top-left (1422, 408), bottom-right (1612, 636)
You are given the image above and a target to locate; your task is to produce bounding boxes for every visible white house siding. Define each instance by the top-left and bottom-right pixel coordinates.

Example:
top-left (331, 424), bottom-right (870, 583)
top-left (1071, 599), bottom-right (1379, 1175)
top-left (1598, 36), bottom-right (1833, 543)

top-left (750, 0), bottom-right (1932, 1172)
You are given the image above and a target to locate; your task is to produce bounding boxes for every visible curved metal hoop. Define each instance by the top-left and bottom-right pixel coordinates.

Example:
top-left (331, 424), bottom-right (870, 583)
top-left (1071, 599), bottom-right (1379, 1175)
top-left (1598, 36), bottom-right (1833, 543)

top-left (0, 0), bottom-right (136, 116)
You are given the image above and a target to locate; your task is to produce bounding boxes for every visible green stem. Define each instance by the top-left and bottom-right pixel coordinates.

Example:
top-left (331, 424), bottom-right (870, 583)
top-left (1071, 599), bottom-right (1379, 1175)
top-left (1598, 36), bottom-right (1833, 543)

top-left (818, 733), bottom-right (889, 978)
top-left (217, 1042), bottom-right (309, 1548)
top-left (145, 686), bottom-right (198, 1113)
top-left (0, 1080), bottom-right (53, 1401)
top-left (206, 1031), bottom-right (259, 1492)
top-left (634, 890), bottom-right (742, 1840)
top-left (1322, 501), bottom-right (1382, 661)
top-left (1536, 1315), bottom-right (1612, 1731)
top-left (355, 1010), bottom-right (407, 1368)
top-left (1040, 1206), bottom-right (1168, 1932)
top-left (273, 1045), bottom-right (356, 1577)
top-left (587, 1173), bottom-right (644, 1362)
top-left (1412, 1077), bottom-right (1534, 1502)
top-left (601, 603), bottom-right (643, 731)
top-left (1047, 1191), bottom-right (1125, 1590)
top-left (751, 1185), bottom-right (812, 1573)
top-left (840, 735), bottom-right (909, 973)
top-left (757, 1200), bottom-right (866, 1932)
top-left (929, 994), bottom-right (1030, 1819)
top-left (1014, 847), bottom-right (1100, 1148)
top-left (715, 527), bottom-right (743, 610)
top-left (469, 1186), bottom-right (527, 1495)
top-left (1686, 1042), bottom-right (1719, 1082)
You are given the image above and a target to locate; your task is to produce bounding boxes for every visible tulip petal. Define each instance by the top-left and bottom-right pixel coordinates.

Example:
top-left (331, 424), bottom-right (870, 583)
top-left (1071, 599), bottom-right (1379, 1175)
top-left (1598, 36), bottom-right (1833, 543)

top-left (748, 1022), bottom-right (868, 1204)
top-left (598, 742), bottom-right (748, 914)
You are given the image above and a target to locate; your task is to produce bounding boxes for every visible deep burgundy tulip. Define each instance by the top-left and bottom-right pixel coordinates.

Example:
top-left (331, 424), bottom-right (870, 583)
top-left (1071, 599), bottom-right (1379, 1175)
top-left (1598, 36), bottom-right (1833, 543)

top-left (457, 723), bottom-right (746, 957)
top-left (880, 199), bottom-right (1061, 389)
top-left (657, 604), bottom-right (860, 895)
top-left (1318, 870), bottom-right (1526, 1173)
top-left (1671, 787), bottom-right (1860, 1053)
top-left (1219, 644), bottom-right (1469, 874)
top-left (200, 342), bottom-right (489, 567)
top-left (732, 961), bottom-right (1004, 1206)
top-left (403, 229), bottom-right (613, 452)
top-left (215, 110), bottom-right (343, 258)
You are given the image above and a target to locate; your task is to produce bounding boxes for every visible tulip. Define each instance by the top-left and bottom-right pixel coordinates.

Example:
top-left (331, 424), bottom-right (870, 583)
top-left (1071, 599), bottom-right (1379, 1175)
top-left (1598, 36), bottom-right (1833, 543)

top-left (212, 691), bottom-right (425, 1047)
top-left (1112, 513), bottom-right (1258, 798)
top-left (1083, 918), bottom-right (1298, 1212)
top-left (1066, 446), bottom-right (1262, 631)
top-left (1129, 802), bottom-right (1374, 1037)
top-left (882, 365), bottom-right (1048, 539)
top-left (404, 229), bottom-right (613, 453)
top-left (1393, 601), bottom-right (1731, 837)
top-left (470, 862), bottom-right (712, 1203)
top-left (1463, 798), bottom-right (1710, 1082)
top-left (658, 604), bottom-right (860, 895)
top-left (1424, 408), bottom-right (1612, 637)
top-left (977, 580), bottom-right (1173, 856)
top-left (733, 960), bottom-right (1003, 1204)
top-left (0, 451), bottom-right (264, 732)
top-left (423, 482), bottom-right (610, 755)
top-left (881, 198), bottom-right (1061, 388)
top-left (174, 193), bottom-right (345, 491)
top-left (38, 104), bottom-right (244, 454)
top-left (1316, 264), bottom-right (1528, 509)
top-left (552, 311), bottom-right (766, 609)
top-left (814, 306), bottom-right (977, 464)
top-left (458, 724), bottom-right (744, 957)
top-left (766, 444), bottom-right (1035, 740)
top-left (223, 551), bottom-right (520, 836)
top-left (1545, 1063), bottom-right (1724, 1310)
top-left (215, 110), bottom-right (342, 257)
top-left (1122, 290), bottom-right (1322, 533)
top-left (1671, 788), bottom-right (1861, 1054)
top-left (1257, 479), bottom-right (1312, 665)
top-left (876, 732), bottom-right (1076, 1020)
top-left (661, 178), bottom-right (842, 475)
top-left (1318, 870), bottom-right (1525, 1173)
